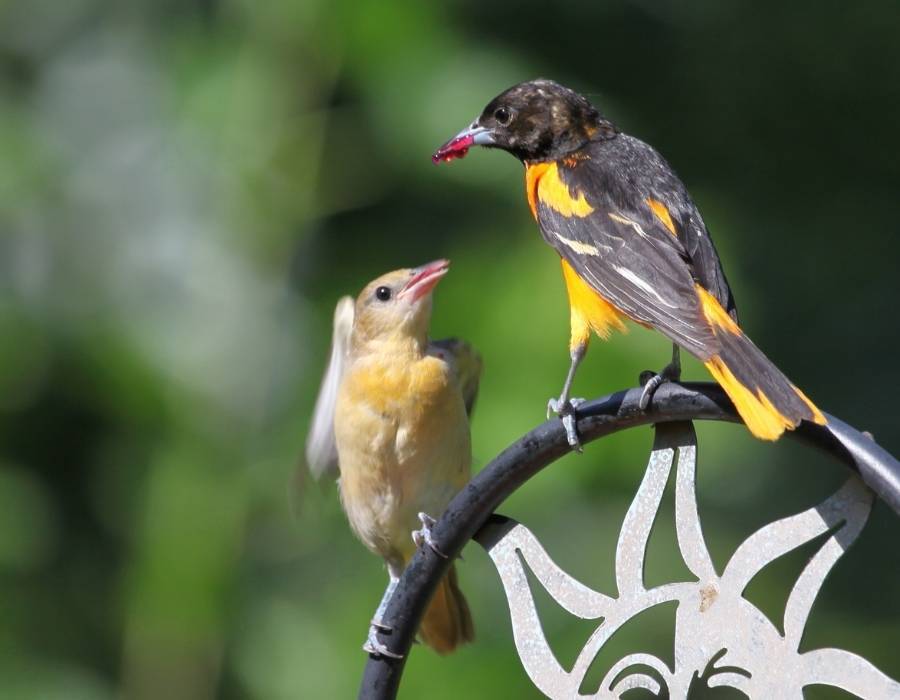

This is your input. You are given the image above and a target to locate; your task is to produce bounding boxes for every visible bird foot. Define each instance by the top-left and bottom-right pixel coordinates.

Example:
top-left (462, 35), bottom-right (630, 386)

top-left (370, 618), bottom-right (392, 632)
top-left (412, 512), bottom-right (448, 558)
top-left (363, 623), bottom-right (403, 659)
top-left (639, 363), bottom-right (681, 410)
top-left (547, 397), bottom-right (587, 452)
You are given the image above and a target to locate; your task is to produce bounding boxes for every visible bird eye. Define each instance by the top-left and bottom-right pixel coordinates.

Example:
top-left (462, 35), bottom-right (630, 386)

top-left (375, 286), bottom-right (392, 302)
top-left (494, 107), bottom-right (512, 125)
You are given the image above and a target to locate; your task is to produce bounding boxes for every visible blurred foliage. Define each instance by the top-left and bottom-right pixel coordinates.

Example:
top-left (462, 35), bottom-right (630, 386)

top-left (0, 0), bottom-right (898, 698)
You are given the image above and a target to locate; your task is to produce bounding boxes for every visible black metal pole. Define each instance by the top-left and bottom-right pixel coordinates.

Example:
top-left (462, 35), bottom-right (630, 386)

top-left (357, 381), bottom-right (899, 699)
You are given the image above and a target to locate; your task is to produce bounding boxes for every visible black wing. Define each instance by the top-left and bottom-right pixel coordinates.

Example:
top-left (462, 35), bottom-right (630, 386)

top-left (669, 204), bottom-right (738, 323)
top-left (564, 135), bottom-right (737, 322)
top-left (536, 148), bottom-right (733, 359)
top-left (538, 201), bottom-right (716, 358)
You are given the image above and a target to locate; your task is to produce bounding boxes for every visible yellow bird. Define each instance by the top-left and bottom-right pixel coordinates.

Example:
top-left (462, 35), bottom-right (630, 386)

top-left (306, 260), bottom-right (479, 657)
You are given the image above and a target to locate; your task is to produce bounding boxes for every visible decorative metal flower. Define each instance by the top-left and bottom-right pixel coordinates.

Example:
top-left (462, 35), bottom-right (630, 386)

top-left (479, 422), bottom-right (899, 699)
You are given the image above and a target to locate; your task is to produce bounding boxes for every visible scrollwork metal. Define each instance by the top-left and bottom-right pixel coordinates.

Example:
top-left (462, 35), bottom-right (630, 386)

top-left (478, 422), bottom-right (898, 698)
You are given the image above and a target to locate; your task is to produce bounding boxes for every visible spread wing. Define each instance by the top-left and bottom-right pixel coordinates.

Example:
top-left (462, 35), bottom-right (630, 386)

top-left (429, 338), bottom-right (482, 417)
top-left (536, 164), bottom-right (721, 358)
top-left (305, 296), bottom-right (354, 480)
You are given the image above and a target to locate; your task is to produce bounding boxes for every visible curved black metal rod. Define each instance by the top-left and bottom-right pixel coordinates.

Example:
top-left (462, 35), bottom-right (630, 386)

top-left (357, 381), bottom-right (899, 699)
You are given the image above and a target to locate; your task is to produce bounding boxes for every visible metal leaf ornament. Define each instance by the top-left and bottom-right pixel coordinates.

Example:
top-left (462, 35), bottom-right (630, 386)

top-left (478, 422), bottom-right (899, 699)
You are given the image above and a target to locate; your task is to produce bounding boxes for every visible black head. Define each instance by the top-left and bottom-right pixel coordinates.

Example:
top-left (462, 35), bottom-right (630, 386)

top-left (433, 79), bottom-right (617, 164)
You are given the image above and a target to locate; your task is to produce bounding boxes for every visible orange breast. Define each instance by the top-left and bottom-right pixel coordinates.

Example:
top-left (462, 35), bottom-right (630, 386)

top-left (561, 259), bottom-right (628, 349)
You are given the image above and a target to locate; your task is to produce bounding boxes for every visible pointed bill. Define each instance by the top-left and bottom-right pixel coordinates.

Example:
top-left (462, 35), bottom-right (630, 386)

top-left (398, 259), bottom-right (450, 301)
top-left (432, 122), bottom-right (495, 163)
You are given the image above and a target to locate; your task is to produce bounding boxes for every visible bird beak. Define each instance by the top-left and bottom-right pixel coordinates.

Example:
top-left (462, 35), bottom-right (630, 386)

top-left (399, 259), bottom-right (450, 302)
top-left (432, 121), bottom-right (495, 164)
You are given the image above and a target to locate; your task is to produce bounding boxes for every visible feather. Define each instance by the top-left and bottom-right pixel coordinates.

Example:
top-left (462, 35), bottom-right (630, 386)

top-left (305, 296), bottom-right (354, 480)
top-left (429, 338), bottom-right (483, 416)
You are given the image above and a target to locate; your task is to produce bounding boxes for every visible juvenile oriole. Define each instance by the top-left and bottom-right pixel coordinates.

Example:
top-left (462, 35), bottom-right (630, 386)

top-left (434, 79), bottom-right (825, 446)
top-left (306, 260), bottom-right (478, 657)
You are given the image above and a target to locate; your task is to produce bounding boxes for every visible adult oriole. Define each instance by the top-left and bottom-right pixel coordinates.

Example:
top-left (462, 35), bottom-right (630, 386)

top-left (306, 260), bottom-right (479, 657)
top-left (434, 79), bottom-right (825, 446)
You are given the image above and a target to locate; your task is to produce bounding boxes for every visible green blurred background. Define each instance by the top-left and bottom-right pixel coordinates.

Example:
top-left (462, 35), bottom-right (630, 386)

top-left (1, 0), bottom-right (898, 698)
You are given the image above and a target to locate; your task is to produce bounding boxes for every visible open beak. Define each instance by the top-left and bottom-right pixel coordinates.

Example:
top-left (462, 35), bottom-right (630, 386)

top-left (399, 259), bottom-right (450, 302)
top-left (432, 122), bottom-right (495, 164)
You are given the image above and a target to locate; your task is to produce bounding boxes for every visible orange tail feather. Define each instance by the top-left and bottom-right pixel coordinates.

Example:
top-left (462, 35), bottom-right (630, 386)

top-left (418, 564), bottom-right (474, 654)
top-left (695, 286), bottom-right (825, 440)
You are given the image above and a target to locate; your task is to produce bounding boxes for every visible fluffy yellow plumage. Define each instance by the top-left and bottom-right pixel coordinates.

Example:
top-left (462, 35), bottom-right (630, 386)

top-left (308, 260), bottom-right (479, 656)
top-left (337, 351), bottom-right (470, 565)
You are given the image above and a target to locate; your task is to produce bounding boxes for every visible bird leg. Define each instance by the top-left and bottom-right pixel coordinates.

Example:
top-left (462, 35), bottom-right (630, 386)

top-left (547, 342), bottom-right (588, 451)
top-left (639, 344), bottom-right (681, 410)
top-left (412, 512), bottom-right (448, 559)
top-left (363, 575), bottom-right (404, 659)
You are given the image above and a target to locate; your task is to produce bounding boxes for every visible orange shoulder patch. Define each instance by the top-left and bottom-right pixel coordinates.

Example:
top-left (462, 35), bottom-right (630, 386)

top-left (647, 198), bottom-right (677, 236)
top-left (524, 162), bottom-right (594, 219)
top-left (524, 162), bottom-right (551, 219)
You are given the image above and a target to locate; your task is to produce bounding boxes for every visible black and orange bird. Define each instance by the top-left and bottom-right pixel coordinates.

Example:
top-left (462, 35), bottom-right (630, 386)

top-left (434, 79), bottom-right (825, 447)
